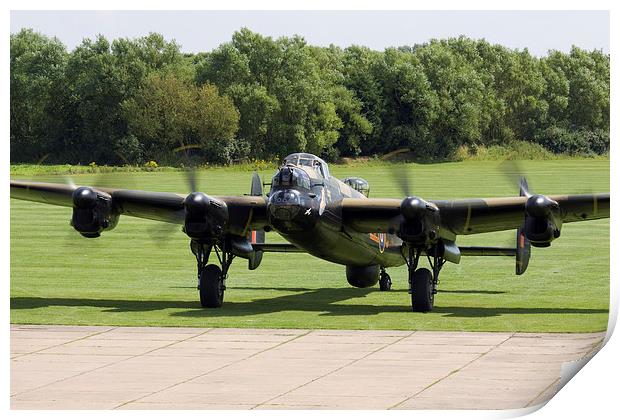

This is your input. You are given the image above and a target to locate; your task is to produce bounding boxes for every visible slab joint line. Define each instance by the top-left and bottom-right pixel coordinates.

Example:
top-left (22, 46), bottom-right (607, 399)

top-left (11, 326), bottom-right (213, 399)
top-left (388, 332), bottom-right (516, 409)
top-left (113, 329), bottom-right (313, 409)
top-left (11, 325), bottom-right (117, 360)
top-left (252, 330), bottom-right (418, 409)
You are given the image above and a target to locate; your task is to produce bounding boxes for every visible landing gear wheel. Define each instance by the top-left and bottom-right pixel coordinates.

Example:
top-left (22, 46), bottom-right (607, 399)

top-left (379, 271), bottom-right (392, 291)
top-left (411, 268), bottom-right (433, 312)
top-left (199, 264), bottom-right (225, 308)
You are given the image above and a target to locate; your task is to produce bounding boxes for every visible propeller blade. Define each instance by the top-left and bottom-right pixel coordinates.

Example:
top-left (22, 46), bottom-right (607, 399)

top-left (63, 176), bottom-right (77, 189)
top-left (519, 177), bottom-right (530, 198)
top-left (387, 163), bottom-right (413, 197)
top-left (90, 152), bottom-right (137, 190)
top-left (184, 166), bottom-right (198, 193)
top-left (173, 143), bottom-right (204, 193)
top-left (146, 221), bottom-right (184, 248)
top-left (382, 149), bottom-right (415, 197)
top-left (498, 161), bottom-right (531, 197)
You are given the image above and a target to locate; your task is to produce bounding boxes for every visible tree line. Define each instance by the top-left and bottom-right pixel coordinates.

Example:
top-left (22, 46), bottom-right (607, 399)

top-left (10, 28), bottom-right (610, 165)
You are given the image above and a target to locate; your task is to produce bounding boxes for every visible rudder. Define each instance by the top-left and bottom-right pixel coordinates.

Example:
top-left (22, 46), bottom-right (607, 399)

top-left (516, 177), bottom-right (531, 275)
top-left (248, 172), bottom-right (265, 270)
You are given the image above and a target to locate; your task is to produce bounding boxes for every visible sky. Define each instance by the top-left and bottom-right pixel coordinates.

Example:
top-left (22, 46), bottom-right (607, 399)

top-left (10, 10), bottom-right (610, 56)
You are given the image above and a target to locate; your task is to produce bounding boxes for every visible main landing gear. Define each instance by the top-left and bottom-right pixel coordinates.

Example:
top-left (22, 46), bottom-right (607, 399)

top-left (191, 240), bottom-right (235, 308)
top-left (406, 246), bottom-right (445, 312)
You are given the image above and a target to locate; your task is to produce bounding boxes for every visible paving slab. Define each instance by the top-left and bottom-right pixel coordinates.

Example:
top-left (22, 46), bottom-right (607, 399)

top-left (189, 333), bottom-right (292, 343)
top-left (37, 344), bottom-right (156, 357)
top-left (216, 355), bottom-right (348, 377)
top-left (281, 374), bottom-right (428, 398)
top-left (11, 352), bottom-right (129, 366)
top-left (106, 354), bottom-right (239, 370)
top-left (11, 400), bottom-right (122, 410)
top-left (146, 346), bottom-right (262, 358)
top-left (261, 394), bottom-right (407, 409)
top-left (205, 327), bottom-right (308, 336)
top-left (296, 332), bottom-right (404, 344)
top-left (118, 402), bottom-right (257, 409)
top-left (137, 386), bottom-right (278, 406)
top-left (165, 339), bottom-right (277, 351)
top-left (11, 324), bottom-right (112, 334)
top-left (303, 329), bottom-right (410, 337)
top-left (10, 325), bottom-right (604, 410)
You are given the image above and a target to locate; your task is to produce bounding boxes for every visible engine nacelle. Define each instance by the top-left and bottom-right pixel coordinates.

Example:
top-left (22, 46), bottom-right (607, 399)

top-left (523, 194), bottom-right (562, 247)
top-left (523, 217), bottom-right (561, 247)
top-left (346, 265), bottom-right (380, 288)
top-left (398, 196), bottom-right (440, 247)
top-left (183, 192), bottom-right (229, 241)
top-left (71, 187), bottom-right (119, 238)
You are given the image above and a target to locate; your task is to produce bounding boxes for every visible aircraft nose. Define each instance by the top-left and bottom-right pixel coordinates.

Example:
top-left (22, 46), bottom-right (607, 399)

top-left (269, 190), bottom-right (302, 221)
top-left (267, 189), bottom-right (318, 232)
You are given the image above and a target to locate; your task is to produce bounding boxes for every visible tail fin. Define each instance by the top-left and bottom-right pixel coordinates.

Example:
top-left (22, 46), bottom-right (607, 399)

top-left (516, 177), bottom-right (531, 275)
top-left (248, 172), bottom-right (265, 270)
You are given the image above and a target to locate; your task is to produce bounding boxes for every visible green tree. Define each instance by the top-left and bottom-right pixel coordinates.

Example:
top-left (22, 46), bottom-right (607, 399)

top-left (341, 46), bottom-right (386, 155)
top-left (193, 83), bottom-right (241, 163)
top-left (10, 29), bottom-right (67, 162)
top-left (540, 53), bottom-right (570, 127)
top-left (10, 28), bottom-right (611, 164)
top-left (196, 28), bottom-right (349, 160)
top-left (223, 83), bottom-right (279, 157)
top-left (53, 33), bottom-right (186, 163)
top-left (413, 41), bottom-right (486, 157)
top-left (563, 47), bottom-right (609, 131)
top-left (123, 73), bottom-right (239, 163)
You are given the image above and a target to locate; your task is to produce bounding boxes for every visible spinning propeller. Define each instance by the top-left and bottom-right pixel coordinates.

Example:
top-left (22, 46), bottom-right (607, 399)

top-left (181, 168), bottom-right (229, 241)
top-left (388, 161), bottom-right (439, 246)
top-left (498, 161), bottom-right (562, 253)
top-left (59, 153), bottom-right (134, 244)
top-left (498, 161), bottom-right (561, 224)
top-left (147, 147), bottom-right (229, 246)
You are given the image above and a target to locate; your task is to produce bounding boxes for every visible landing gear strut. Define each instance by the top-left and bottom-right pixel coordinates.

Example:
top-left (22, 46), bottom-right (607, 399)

top-left (406, 246), bottom-right (445, 312)
top-left (191, 240), bottom-right (235, 308)
top-left (379, 268), bottom-right (392, 291)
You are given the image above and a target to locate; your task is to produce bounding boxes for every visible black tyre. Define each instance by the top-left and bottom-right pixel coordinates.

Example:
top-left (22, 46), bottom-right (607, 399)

top-left (199, 264), bottom-right (224, 308)
top-left (379, 273), bottom-right (392, 291)
top-left (411, 268), bottom-right (433, 312)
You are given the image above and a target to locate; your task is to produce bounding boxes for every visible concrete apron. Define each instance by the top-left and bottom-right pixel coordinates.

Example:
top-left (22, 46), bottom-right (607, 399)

top-left (10, 325), bottom-right (604, 410)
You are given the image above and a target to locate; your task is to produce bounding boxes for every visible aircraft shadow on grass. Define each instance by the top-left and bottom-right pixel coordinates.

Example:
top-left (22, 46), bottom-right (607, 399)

top-left (10, 286), bottom-right (608, 319)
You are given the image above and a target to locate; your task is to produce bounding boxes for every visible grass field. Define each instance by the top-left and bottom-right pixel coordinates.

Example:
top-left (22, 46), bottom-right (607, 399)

top-left (10, 159), bottom-right (609, 332)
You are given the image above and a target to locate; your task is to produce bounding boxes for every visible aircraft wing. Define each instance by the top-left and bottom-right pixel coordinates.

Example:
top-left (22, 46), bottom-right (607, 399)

top-left (10, 180), bottom-right (268, 234)
top-left (341, 193), bottom-right (610, 236)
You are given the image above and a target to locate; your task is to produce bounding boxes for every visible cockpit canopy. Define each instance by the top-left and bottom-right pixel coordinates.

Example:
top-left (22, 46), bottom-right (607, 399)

top-left (343, 177), bottom-right (371, 197)
top-left (283, 153), bottom-right (330, 179)
top-left (271, 165), bottom-right (311, 190)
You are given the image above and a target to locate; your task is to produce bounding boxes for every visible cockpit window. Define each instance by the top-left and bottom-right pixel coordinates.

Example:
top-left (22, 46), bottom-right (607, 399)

top-left (299, 157), bottom-right (315, 167)
top-left (272, 166), bottom-right (311, 190)
top-left (283, 153), bottom-right (330, 179)
top-left (343, 177), bottom-right (370, 197)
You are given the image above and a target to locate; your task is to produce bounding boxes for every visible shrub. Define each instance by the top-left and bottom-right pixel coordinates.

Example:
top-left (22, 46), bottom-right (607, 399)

top-left (114, 135), bottom-right (144, 165)
top-left (452, 141), bottom-right (554, 161)
top-left (535, 127), bottom-right (609, 155)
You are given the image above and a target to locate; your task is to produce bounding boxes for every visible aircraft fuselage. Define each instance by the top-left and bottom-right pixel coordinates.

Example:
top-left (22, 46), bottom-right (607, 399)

top-left (266, 157), bottom-right (405, 269)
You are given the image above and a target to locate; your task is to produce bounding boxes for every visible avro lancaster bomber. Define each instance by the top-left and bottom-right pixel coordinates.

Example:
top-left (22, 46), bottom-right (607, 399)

top-left (10, 153), bottom-right (610, 312)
